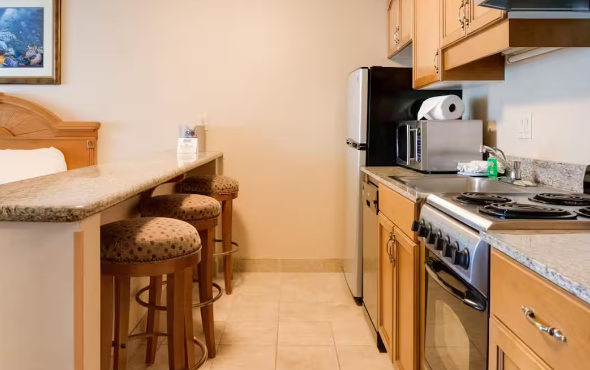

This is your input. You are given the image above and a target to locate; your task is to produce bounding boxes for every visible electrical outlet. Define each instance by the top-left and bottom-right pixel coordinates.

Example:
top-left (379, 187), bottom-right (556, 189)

top-left (517, 113), bottom-right (532, 139)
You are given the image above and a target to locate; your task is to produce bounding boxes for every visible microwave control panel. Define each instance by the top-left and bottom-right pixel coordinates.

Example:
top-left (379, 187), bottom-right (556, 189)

top-left (416, 128), bottom-right (422, 163)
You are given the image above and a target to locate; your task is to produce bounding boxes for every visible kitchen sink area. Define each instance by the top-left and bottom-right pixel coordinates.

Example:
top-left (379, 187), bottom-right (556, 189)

top-left (390, 175), bottom-right (548, 194)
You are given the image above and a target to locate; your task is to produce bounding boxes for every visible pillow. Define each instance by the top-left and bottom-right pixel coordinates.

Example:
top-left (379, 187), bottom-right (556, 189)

top-left (0, 147), bottom-right (68, 185)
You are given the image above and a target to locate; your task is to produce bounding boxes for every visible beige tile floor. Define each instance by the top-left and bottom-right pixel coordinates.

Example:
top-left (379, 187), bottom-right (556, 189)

top-left (123, 272), bottom-right (395, 370)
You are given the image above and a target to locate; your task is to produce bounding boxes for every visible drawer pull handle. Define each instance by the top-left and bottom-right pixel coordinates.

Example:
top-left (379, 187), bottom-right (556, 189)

top-left (521, 306), bottom-right (567, 342)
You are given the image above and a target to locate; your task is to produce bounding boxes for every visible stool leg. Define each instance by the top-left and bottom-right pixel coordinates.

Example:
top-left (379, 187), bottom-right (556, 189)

top-left (221, 199), bottom-right (234, 294)
top-left (167, 270), bottom-right (186, 370)
top-left (184, 267), bottom-right (196, 368)
top-left (100, 275), bottom-right (114, 370)
top-left (113, 276), bottom-right (131, 370)
top-left (198, 227), bottom-right (216, 358)
top-left (145, 276), bottom-right (162, 364)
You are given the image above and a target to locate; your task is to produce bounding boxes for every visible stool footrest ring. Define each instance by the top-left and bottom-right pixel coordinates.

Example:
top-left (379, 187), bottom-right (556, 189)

top-left (212, 239), bottom-right (240, 257)
top-left (135, 281), bottom-right (224, 311)
top-left (123, 333), bottom-right (209, 369)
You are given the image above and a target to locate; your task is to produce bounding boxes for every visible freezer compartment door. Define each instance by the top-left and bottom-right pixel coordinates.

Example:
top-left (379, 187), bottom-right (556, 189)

top-left (343, 145), bottom-right (365, 298)
top-left (347, 68), bottom-right (369, 145)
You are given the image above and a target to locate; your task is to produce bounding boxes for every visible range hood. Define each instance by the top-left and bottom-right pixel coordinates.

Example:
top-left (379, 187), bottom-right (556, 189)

top-left (477, 0), bottom-right (590, 11)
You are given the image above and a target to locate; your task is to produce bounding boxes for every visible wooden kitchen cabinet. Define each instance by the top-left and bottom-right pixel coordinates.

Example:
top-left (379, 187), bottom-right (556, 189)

top-left (399, 0), bottom-right (412, 49)
top-left (378, 184), bottom-right (420, 370)
top-left (440, 0), bottom-right (465, 48)
top-left (388, 0), bottom-right (412, 59)
top-left (441, 0), bottom-right (505, 47)
top-left (387, 0), bottom-right (400, 58)
top-left (394, 227), bottom-right (419, 370)
top-left (489, 317), bottom-right (552, 370)
top-left (466, 0), bottom-right (505, 35)
top-left (413, 0), bottom-right (441, 88)
top-left (379, 212), bottom-right (396, 360)
top-left (490, 250), bottom-right (590, 370)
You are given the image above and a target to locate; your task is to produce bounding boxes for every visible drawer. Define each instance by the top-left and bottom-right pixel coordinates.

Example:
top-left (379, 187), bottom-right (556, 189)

top-left (378, 184), bottom-right (417, 238)
top-left (491, 250), bottom-right (590, 370)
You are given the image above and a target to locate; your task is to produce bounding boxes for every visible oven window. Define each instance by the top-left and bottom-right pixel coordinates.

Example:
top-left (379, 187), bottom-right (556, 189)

top-left (425, 255), bottom-right (488, 370)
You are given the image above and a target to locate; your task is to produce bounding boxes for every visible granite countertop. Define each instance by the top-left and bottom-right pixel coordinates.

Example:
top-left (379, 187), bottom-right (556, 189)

top-left (0, 151), bottom-right (223, 222)
top-left (483, 231), bottom-right (590, 306)
top-left (362, 167), bottom-right (428, 202)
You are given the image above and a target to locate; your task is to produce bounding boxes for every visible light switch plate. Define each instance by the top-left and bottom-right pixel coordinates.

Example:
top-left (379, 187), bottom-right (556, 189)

top-left (517, 113), bottom-right (532, 139)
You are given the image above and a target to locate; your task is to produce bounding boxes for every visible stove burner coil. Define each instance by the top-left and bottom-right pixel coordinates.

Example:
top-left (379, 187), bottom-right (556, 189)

top-left (479, 203), bottom-right (577, 220)
top-left (529, 193), bottom-right (590, 207)
top-left (454, 192), bottom-right (512, 206)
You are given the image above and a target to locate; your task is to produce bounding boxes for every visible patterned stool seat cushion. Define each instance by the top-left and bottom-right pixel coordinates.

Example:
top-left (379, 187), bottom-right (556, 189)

top-left (140, 194), bottom-right (221, 221)
top-left (180, 175), bottom-right (239, 195)
top-left (100, 217), bottom-right (201, 264)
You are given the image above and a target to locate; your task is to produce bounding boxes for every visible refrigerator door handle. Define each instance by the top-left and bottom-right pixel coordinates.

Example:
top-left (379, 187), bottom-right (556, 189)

top-left (346, 138), bottom-right (367, 151)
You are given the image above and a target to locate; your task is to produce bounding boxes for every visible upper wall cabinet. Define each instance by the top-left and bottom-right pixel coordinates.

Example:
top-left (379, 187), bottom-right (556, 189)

top-left (388, 0), bottom-right (412, 59)
top-left (441, 0), bottom-right (466, 48)
top-left (413, 0), bottom-right (505, 89)
top-left (410, 0), bottom-right (590, 89)
top-left (441, 0), bottom-right (505, 48)
top-left (413, 0), bottom-right (440, 88)
top-left (467, 0), bottom-right (505, 35)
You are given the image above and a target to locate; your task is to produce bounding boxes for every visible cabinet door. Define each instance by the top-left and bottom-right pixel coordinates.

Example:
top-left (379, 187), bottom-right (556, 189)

top-left (467, 0), bottom-right (505, 35)
top-left (387, 0), bottom-right (400, 58)
top-left (413, 0), bottom-right (441, 88)
top-left (394, 228), bottom-right (419, 370)
top-left (398, 0), bottom-right (412, 49)
top-left (441, 0), bottom-right (466, 47)
top-left (378, 213), bottom-right (396, 361)
top-left (489, 317), bottom-right (553, 370)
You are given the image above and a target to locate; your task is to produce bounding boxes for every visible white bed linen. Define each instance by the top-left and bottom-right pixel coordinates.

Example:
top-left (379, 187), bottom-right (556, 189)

top-left (0, 147), bottom-right (67, 185)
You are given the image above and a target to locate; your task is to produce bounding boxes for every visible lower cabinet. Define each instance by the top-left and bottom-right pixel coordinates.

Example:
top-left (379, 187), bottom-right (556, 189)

top-left (378, 211), bottom-right (419, 370)
top-left (489, 317), bottom-right (551, 370)
top-left (395, 227), bottom-right (419, 370)
top-left (378, 213), bottom-right (396, 359)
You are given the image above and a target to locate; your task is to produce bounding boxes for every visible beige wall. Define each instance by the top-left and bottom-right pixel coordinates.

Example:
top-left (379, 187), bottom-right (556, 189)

top-left (463, 48), bottom-right (590, 165)
top-left (3, 0), bottom-right (399, 259)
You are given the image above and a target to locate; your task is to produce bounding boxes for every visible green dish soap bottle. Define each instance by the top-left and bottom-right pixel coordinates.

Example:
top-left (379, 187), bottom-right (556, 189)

top-left (487, 158), bottom-right (498, 180)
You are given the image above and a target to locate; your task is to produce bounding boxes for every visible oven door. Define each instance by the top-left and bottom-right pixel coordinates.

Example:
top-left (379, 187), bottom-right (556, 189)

top-left (424, 251), bottom-right (489, 370)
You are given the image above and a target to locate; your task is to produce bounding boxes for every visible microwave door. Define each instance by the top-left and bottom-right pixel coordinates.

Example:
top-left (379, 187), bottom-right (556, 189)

top-left (397, 124), bottom-right (409, 165)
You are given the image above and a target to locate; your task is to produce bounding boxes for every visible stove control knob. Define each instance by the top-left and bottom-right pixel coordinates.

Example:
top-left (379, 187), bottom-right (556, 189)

top-left (418, 222), bottom-right (429, 238)
top-left (426, 226), bottom-right (436, 244)
top-left (442, 237), bottom-right (453, 258)
top-left (433, 231), bottom-right (444, 250)
top-left (452, 246), bottom-right (470, 270)
top-left (411, 220), bottom-right (421, 232)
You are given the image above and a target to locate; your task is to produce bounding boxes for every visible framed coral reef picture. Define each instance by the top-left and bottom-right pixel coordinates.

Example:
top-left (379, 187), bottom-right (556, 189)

top-left (0, 0), bottom-right (60, 84)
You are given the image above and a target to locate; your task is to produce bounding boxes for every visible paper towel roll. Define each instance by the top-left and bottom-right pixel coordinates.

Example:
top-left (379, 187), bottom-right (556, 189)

top-left (417, 95), bottom-right (464, 120)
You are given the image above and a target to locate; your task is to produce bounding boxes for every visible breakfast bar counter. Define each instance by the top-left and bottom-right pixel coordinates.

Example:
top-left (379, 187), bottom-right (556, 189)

top-left (0, 151), bottom-right (223, 370)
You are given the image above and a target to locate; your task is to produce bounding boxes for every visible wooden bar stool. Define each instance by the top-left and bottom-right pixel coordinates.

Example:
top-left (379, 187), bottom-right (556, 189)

top-left (100, 217), bottom-right (206, 370)
top-left (140, 194), bottom-right (222, 358)
top-left (180, 175), bottom-right (239, 294)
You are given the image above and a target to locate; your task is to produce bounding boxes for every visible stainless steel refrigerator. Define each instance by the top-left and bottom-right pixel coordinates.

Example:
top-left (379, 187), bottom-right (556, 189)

top-left (343, 67), bottom-right (460, 331)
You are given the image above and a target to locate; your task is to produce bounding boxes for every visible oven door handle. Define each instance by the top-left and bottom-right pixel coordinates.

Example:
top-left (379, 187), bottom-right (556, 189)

top-left (425, 262), bottom-right (486, 312)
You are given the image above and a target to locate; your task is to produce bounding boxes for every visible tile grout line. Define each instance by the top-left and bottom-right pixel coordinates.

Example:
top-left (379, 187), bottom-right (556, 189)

top-left (330, 321), bottom-right (343, 370)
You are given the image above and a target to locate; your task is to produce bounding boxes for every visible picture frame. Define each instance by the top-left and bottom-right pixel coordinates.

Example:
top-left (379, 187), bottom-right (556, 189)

top-left (0, 0), bottom-right (61, 85)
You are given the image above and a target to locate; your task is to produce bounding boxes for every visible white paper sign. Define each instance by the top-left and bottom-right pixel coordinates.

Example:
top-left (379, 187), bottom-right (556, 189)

top-left (177, 138), bottom-right (198, 154)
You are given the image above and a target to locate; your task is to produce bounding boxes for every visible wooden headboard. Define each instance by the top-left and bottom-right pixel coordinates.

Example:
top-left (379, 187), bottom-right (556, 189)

top-left (0, 93), bottom-right (100, 169)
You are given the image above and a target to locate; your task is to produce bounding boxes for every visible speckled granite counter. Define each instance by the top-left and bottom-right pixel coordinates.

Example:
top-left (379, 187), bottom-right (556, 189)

top-left (483, 231), bottom-right (590, 306)
top-left (362, 166), bottom-right (428, 202)
top-left (0, 151), bottom-right (222, 222)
